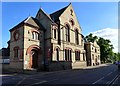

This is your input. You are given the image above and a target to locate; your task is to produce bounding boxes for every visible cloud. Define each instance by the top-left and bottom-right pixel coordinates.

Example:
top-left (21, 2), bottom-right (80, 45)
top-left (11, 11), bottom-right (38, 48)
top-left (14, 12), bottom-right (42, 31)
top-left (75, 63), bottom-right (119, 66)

top-left (90, 28), bottom-right (118, 53)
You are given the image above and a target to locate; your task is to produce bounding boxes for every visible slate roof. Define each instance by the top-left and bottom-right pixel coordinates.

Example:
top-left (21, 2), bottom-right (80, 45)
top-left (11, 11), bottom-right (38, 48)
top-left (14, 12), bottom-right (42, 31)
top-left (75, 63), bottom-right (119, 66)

top-left (50, 5), bottom-right (68, 21)
top-left (9, 17), bottom-right (45, 32)
top-left (30, 17), bottom-right (45, 31)
top-left (10, 4), bottom-right (70, 32)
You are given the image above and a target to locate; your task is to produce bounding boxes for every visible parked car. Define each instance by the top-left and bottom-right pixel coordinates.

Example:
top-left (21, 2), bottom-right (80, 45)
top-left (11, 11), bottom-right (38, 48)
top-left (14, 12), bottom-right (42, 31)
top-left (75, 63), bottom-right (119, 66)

top-left (114, 61), bottom-right (120, 65)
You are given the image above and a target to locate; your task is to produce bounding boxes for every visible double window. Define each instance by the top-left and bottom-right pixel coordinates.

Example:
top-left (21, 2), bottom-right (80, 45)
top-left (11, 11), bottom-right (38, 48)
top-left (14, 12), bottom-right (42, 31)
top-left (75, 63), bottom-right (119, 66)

top-left (32, 32), bottom-right (39, 40)
top-left (75, 51), bottom-right (80, 61)
top-left (65, 49), bottom-right (72, 61)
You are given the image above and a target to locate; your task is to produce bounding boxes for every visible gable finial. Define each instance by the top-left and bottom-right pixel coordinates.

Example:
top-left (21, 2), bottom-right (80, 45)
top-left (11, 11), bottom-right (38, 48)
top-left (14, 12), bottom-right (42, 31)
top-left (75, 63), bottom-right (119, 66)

top-left (69, 2), bottom-right (72, 6)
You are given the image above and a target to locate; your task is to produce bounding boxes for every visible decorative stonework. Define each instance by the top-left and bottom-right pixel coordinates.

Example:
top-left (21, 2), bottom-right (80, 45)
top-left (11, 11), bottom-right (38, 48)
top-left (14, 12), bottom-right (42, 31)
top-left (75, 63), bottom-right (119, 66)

top-left (13, 30), bottom-right (20, 41)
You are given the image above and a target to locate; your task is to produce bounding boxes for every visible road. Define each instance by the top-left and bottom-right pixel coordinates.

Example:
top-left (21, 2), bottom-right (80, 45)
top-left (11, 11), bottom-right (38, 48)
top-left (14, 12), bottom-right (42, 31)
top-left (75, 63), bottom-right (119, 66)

top-left (1, 64), bottom-right (120, 85)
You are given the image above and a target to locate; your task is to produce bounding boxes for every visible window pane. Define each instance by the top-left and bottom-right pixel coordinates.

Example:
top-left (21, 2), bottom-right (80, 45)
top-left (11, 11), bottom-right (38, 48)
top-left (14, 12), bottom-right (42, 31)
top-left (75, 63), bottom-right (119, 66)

top-left (54, 29), bottom-right (56, 39)
top-left (56, 49), bottom-right (59, 61)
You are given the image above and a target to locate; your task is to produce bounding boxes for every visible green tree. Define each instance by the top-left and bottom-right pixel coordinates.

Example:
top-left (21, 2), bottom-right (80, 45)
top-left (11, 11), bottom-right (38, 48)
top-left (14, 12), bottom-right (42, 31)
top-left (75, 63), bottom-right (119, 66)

top-left (84, 33), bottom-right (98, 42)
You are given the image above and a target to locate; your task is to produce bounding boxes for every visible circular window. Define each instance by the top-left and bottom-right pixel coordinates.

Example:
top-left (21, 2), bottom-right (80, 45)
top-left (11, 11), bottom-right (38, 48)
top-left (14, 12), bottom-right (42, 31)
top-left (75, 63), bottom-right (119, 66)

top-left (14, 30), bottom-right (20, 41)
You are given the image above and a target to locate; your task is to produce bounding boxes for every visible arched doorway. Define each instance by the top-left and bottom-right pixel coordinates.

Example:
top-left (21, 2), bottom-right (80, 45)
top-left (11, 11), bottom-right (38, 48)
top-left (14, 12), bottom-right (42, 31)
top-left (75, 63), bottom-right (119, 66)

top-left (26, 45), bottom-right (41, 69)
top-left (30, 49), bottom-right (38, 68)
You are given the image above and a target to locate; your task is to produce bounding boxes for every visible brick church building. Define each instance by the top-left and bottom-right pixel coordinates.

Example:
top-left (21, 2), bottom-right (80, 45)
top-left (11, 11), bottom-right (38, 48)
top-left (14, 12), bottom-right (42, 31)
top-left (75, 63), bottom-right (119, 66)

top-left (9, 3), bottom-right (100, 72)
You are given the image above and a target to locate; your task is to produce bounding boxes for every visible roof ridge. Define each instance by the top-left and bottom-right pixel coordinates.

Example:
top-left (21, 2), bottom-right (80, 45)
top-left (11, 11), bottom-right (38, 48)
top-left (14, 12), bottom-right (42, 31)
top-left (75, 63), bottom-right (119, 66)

top-left (50, 5), bottom-right (68, 15)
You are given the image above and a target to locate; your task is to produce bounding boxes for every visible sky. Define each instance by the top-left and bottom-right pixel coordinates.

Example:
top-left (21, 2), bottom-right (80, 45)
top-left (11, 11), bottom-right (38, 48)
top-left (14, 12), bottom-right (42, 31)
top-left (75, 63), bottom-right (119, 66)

top-left (2, 2), bottom-right (118, 52)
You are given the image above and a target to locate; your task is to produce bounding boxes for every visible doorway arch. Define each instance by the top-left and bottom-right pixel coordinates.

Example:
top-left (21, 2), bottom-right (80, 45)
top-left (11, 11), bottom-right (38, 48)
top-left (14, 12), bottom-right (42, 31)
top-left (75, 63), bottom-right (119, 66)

top-left (26, 45), bottom-right (41, 69)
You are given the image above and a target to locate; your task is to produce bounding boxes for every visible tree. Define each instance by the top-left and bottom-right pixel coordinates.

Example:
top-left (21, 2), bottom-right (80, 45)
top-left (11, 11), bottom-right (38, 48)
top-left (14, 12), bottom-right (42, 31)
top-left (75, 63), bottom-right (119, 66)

top-left (97, 37), bottom-right (114, 63)
top-left (84, 33), bottom-right (98, 43)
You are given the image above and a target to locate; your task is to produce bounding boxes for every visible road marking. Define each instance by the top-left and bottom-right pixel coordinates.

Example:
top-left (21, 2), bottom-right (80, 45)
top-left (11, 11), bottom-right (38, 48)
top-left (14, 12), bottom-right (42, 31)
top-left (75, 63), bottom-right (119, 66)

top-left (106, 81), bottom-right (110, 84)
top-left (92, 77), bottom-right (104, 84)
top-left (49, 79), bottom-right (59, 82)
top-left (114, 69), bottom-right (117, 72)
top-left (111, 75), bottom-right (120, 86)
top-left (107, 72), bottom-right (112, 76)
top-left (27, 81), bottom-right (48, 86)
top-left (0, 74), bottom-right (17, 76)
top-left (34, 81), bottom-right (47, 84)
top-left (93, 68), bottom-right (118, 85)
top-left (107, 74), bottom-right (119, 86)
top-left (112, 78), bottom-right (118, 84)
top-left (15, 77), bottom-right (26, 86)
top-left (28, 79), bottom-right (59, 86)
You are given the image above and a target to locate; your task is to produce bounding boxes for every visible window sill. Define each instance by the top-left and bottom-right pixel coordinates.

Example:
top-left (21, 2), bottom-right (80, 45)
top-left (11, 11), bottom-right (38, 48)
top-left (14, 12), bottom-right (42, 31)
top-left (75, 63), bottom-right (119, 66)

top-left (29, 39), bottom-right (39, 42)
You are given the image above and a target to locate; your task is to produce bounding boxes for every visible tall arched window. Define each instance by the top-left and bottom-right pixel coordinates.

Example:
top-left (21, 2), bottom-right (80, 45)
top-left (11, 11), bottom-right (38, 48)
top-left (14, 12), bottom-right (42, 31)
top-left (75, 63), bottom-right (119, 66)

top-left (65, 24), bottom-right (70, 42)
top-left (75, 29), bottom-right (79, 45)
top-left (65, 48), bottom-right (72, 61)
top-left (75, 51), bottom-right (80, 61)
top-left (32, 31), bottom-right (39, 40)
top-left (54, 29), bottom-right (56, 39)
top-left (32, 32), bottom-right (34, 39)
top-left (14, 46), bottom-right (19, 59)
top-left (56, 48), bottom-right (59, 61)
top-left (35, 32), bottom-right (38, 40)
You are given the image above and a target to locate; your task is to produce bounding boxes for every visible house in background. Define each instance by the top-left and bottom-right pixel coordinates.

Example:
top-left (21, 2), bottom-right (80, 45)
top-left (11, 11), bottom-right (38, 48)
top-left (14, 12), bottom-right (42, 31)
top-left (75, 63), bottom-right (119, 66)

top-left (0, 41), bottom-right (10, 64)
top-left (9, 3), bottom-right (87, 72)
top-left (85, 41), bottom-right (101, 66)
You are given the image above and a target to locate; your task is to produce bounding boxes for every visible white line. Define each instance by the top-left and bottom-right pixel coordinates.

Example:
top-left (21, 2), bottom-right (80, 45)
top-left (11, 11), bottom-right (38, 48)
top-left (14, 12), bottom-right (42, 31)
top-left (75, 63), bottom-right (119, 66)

top-left (92, 77), bottom-right (104, 84)
top-left (34, 81), bottom-right (47, 84)
top-left (49, 79), bottom-right (59, 82)
top-left (107, 72), bottom-right (112, 76)
top-left (113, 78), bottom-right (118, 84)
top-left (106, 81), bottom-right (110, 84)
top-left (28, 81), bottom-right (48, 86)
top-left (107, 74), bottom-right (119, 85)
top-left (15, 77), bottom-right (26, 86)
top-left (111, 75), bottom-right (120, 86)
top-left (28, 79), bottom-right (59, 86)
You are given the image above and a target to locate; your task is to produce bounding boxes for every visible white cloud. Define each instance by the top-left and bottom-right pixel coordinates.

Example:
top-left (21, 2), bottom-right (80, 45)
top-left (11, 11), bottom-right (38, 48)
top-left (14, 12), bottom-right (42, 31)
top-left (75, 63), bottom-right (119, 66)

top-left (90, 28), bottom-right (118, 53)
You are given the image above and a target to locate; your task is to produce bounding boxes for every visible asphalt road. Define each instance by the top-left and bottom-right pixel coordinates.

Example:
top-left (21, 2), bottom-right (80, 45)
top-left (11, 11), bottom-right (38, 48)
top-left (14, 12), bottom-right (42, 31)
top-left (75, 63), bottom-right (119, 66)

top-left (1, 64), bottom-right (120, 85)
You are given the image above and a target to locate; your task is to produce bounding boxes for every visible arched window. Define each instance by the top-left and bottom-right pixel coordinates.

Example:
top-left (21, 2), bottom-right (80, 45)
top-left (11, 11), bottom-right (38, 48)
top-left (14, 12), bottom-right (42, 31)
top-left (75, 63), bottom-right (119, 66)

top-left (69, 19), bottom-right (75, 26)
top-left (75, 51), bottom-right (80, 61)
top-left (65, 48), bottom-right (72, 61)
top-left (32, 32), bottom-right (39, 40)
top-left (92, 54), bottom-right (94, 60)
top-left (14, 46), bottom-right (19, 59)
top-left (95, 48), bottom-right (97, 53)
top-left (54, 29), bottom-right (56, 39)
top-left (32, 32), bottom-right (35, 39)
top-left (65, 24), bottom-right (70, 42)
top-left (56, 48), bottom-right (59, 61)
top-left (75, 29), bottom-right (79, 45)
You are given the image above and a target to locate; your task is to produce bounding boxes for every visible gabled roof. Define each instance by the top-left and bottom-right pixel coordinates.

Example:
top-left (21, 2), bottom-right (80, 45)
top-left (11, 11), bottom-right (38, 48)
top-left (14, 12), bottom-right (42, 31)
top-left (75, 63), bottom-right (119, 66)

top-left (36, 8), bottom-right (54, 23)
top-left (50, 4), bottom-right (70, 21)
top-left (29, 17), bottom-right (45, 31)
top-left (9, 17), bottom-right (45, 32)
top-left (9, 18), bottom-right (27, 32)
